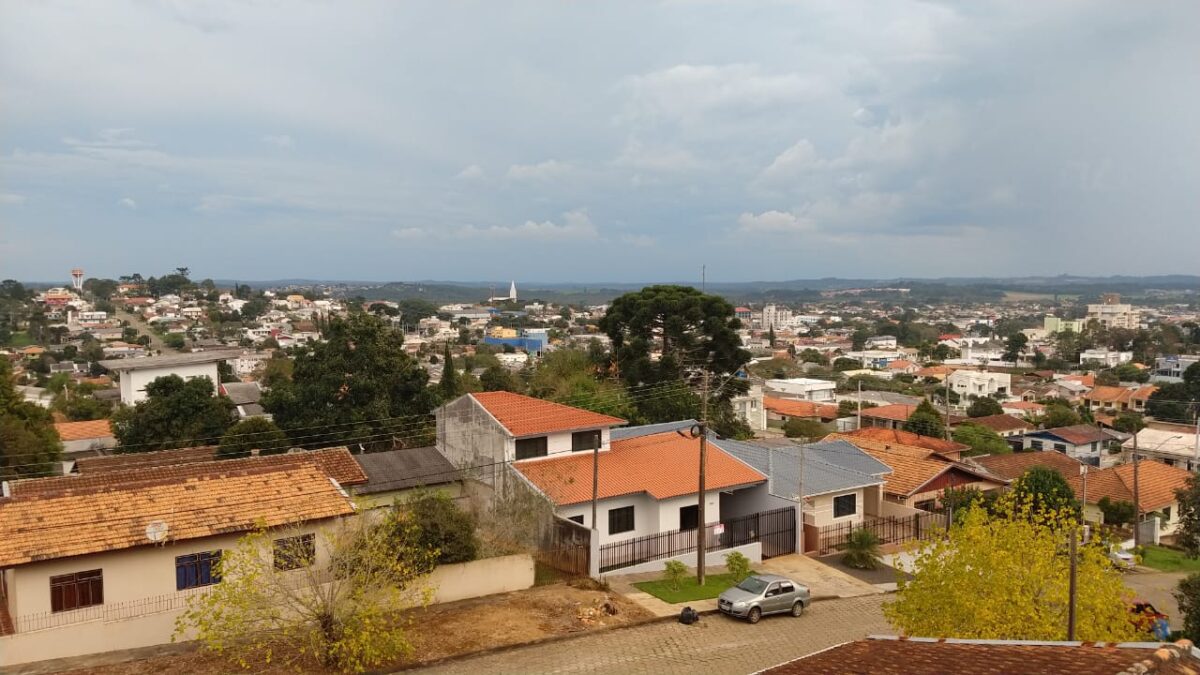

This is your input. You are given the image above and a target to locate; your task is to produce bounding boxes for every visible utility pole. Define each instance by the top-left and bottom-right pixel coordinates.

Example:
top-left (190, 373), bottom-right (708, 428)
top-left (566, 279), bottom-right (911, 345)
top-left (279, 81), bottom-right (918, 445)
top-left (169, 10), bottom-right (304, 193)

top-left (797, 441), bottom-right (806, 554)
top-left (1194, 412), bottom-right (1200, 471)
top-left (1081, 465), bottom-right (1088, 505)
top-left (1133, 431), bottom-right (1141, 549)
top-left (944, 375), bottom-right (952, 440)
top-left (591, 430), bottom-right (599, 534)
top-left (1067, 527), bottom-right (1078, 641)
top-left (856, 380), bottom-right (863, 430)
top-left (697, 370), bottom-right (710, 585)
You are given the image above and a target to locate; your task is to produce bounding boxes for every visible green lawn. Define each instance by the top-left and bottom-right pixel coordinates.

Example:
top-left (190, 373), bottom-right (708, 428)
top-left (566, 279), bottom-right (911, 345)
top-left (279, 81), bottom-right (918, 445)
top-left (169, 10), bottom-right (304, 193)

top-left (1140, 546), bottom-right (1200, 573)
top-left (7, 331), bottom-right (33, 347)
top-left (633, 573), bottom-right (740, 603)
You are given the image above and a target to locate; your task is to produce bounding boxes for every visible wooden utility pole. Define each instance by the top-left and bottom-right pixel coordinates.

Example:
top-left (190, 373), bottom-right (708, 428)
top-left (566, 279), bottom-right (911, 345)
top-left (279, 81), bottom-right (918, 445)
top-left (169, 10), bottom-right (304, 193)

top-left (856, 380), bottom-right (863, 430)
top-left (1067, 528), bottom-right (1078, 640)
top-left (944, 376), bottom-right (952, 440)
top-left (797, 442), bottom-right (806, 555)
top-left (1133, 432), bottom-right (1141, 549)
top-left (591, 430), bottom-right (599, 533)
top-left (697, 370), bottom-right (710, 585)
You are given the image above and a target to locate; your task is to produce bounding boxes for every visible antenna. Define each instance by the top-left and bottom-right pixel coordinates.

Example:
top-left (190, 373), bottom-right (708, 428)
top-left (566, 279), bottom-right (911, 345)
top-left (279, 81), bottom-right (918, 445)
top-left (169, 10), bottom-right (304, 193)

top-left (145, 520), bottom-right (169, 544)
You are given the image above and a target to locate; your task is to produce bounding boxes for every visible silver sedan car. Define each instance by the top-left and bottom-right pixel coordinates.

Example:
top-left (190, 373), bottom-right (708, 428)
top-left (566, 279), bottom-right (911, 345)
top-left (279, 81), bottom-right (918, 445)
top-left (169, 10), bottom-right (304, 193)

top-left (717, 573), bottom-right (811, 623)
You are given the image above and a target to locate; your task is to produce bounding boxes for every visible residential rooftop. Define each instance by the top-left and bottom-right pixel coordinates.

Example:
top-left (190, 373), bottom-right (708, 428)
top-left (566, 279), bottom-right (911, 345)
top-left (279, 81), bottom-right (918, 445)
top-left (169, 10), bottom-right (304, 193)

top-left (469, 391), bottom-right (626, 437)
top-left (97, 349), bottom-right (243, 371)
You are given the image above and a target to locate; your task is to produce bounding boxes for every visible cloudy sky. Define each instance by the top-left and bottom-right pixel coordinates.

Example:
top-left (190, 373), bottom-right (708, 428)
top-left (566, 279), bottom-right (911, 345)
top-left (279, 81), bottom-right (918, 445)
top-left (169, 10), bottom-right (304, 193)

top-left (2, 1), bottom-right (1198, 284)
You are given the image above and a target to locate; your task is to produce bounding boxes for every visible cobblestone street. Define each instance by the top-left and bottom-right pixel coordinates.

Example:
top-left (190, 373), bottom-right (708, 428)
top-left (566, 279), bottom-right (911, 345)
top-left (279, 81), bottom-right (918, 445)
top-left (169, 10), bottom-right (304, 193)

top-left (411, 595), bottom-right (891, 675)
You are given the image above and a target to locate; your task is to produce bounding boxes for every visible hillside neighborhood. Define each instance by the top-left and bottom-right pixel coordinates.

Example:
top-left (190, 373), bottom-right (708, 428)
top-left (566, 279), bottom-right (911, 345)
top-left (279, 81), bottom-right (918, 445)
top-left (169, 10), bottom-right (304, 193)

top-left (1, 271), bottom-right (1200, 673)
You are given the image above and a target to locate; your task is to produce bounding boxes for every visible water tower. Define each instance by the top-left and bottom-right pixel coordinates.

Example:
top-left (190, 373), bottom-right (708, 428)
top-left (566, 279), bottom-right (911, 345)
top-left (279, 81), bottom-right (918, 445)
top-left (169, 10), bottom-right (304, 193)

top-left (70, 268), bottom-right (85, 292)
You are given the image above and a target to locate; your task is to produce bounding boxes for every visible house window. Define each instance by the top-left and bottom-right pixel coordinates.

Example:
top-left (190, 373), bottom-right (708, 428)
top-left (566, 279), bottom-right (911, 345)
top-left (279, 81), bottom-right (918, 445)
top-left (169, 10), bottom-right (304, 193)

top-left (1054, 443), bottom-right (1067, 452)
top-left (515, 436), bottom-right (549, 460)
top-left (1031, 440), bottom-right (1044, 450)
top-left (1164, 507), bottom-right (1173, 521)
top-left (679, 504), bottom-right (699, 531)
top-left (571, 430), bottom-right (602, 452)
top-left (273, 534), bottom-right (316, 571)
top-left (176, 551), bottom-right (221, 590)
top-left (608, 505), bottom-right (635, 535)
top-left (834, 493), bottom-right (857, 518)
top-left (568, 515), bottom-right (584, 525)
top-left (50, 570), bottom-right (103, 613)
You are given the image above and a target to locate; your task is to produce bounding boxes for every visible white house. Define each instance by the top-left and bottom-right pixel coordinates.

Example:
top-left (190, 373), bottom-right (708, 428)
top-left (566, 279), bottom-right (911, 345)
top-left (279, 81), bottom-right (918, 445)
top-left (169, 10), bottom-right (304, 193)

top-left (98, 350), bottom-right (242, 405)
top-left (764, 377), bottom-right (837, 402)
top-left (1152, 355), bottom-right (1200, 384)
top-left (731, 384), bottom-right (767, 431)
top-left (947, 369), bottom-right (1011, 399)
top-left (1079, 349), bottom-right (1133, 367)
top-left (1020, 425), bottom-right (1111, 466)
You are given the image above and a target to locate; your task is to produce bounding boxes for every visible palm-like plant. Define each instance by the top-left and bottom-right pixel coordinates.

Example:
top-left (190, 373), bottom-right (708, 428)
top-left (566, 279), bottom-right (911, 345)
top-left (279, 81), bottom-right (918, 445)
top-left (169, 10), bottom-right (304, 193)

top-left (842, 528), bottom-right (882, 570)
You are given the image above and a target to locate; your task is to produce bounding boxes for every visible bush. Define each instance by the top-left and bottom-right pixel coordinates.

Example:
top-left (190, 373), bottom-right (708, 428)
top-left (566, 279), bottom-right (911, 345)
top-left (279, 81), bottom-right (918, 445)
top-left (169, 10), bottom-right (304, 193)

top-left (403, 490), bottom-right (479, 564)
top-left (1175, 573), bottom-right (1200, 643)
top-left (783, 417), bottom-right (826, 440)
top-left (724, 551), bottom-right (752, 581)
top-left (217, 417), bottom-right (290, 458)
top-left (663, 559), bottom-right (688, 591)
top-left (842, 528), bottom-right (882, 570)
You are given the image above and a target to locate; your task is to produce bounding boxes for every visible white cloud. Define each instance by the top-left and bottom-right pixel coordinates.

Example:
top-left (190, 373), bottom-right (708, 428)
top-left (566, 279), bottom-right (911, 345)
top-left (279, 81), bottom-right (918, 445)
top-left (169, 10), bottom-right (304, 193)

top-left (620, 64), bottom-right (822, 125)
top-left (619, 233), bottom-right (655, 247)
top-left (0, 193), bottom-right (26, 205)
top-left (62, 128), bottom-right (147, 149)
top-left (391, 227), bottom-right (427, 239)
top-left (737, 210), bottom-right (814, 233)
top-left (261, 134), bottom-right (295, 149)
top-left (462, 209), bottom-right (597, 240)
top-left (456, 164), bottom-right (485, 180)
top-left (506, 159), bottom-right (570, 181)
top-left (758, 139), bottom-right (824, 184)
top-left (118, 197), bottom-right (138, 209)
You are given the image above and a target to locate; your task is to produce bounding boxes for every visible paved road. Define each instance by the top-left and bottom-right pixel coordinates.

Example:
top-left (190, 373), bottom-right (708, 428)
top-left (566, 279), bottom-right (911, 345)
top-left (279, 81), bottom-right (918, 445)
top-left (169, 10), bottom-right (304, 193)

top-left (412, 595), bottom-right (890, 675)
top-left (115, 307), bottom-right (167, 351)
top-left (1125, 570), bottom-right (1187, 627)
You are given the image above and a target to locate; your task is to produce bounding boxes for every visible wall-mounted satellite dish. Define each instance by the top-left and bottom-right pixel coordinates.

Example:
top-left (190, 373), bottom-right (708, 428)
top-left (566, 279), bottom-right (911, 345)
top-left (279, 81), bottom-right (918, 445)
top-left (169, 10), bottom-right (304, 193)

top-left (145, 520), bottom-right (169, 543)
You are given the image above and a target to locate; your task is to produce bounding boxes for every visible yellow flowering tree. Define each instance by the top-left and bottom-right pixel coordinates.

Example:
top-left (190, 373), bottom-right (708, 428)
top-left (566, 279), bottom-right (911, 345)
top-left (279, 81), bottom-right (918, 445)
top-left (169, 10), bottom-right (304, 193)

top-left (175, 511), bottom-right (436, 673)
top-left (884, 493), bottom-right (1141, 641)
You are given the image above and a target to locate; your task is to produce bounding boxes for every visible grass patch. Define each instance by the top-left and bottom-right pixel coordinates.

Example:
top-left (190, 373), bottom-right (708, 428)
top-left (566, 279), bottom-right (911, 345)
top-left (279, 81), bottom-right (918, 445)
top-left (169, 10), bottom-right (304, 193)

top-left (1140, 545), bottom-right (1200, 573)
top-left (633, 573), bottom-right (740, 603)
top-left (7, 331), bottom-right (32, 347)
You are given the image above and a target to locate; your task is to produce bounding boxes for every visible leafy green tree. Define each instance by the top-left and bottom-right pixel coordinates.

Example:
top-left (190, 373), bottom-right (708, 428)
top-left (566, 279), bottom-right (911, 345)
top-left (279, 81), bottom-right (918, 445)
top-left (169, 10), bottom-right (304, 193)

top-left (439, 343), bottom-right (460, 401)
top-left (1112, 412), bottom-right (1146, 434)
top-left (163, 333), bottom-right (186, 350)
top-left (1097, 497), bottom-right (1135, 526)
top-left (1175, 473), bottom-right (1200, 558)
top-left (479, 365), bottom-right (521, 392)
top-left (1010, 466), bottom-right (1078, 517)
top-left (396, 299), bottom-right (438, 323)
top-left (401, 490), bottom-right (478, 564)
top-left (1042, 404), bottom-right (1082, 428)
top-left (111, 375), bottom-right (234, 452)
top-left (832, 357), bottom-right (860, 371)
top-left (837, 399), bottom-right (877, 418)
top-left (966, 397), bottom-right (1004, 418)
top-left (902, 400), bottom-right (944, 437)
top-left (1001, 333), bottom-right (1029, 363)
top-left (262, 314), bottom-right (436, 449)
top-left (798, 348), bottom-right (828, 365)
top-left (783, 417), bottom-right (826, 440)
top-left (261, 353), bottom-right (293, 389)
top-left (0, 359), bottom-right (62, 479)
top-left (766, 325), bottom-right (776, 348)
top-left (1175, 573), bottom-right (1200, 644)
top-left (217, 417), bottom-right (291, 458)
top-left (527, 349), bottom-right (638, 421)
top-left (952, 422), bottom-right (1011, 457)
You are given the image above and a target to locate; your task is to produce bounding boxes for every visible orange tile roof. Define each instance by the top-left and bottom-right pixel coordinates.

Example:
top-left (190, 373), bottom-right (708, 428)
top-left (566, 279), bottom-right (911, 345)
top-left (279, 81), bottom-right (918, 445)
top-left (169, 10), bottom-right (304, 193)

top-left (1085, 385), bottom-right (1137, 404)
top-left (470, 391), bottom-right (626, 437)
top-left (1067, 461), bottom-right (1193, 512)
top-left (828, 434), bottom-right (1000, 497)
top-left (887, 359), bottom-right (917, 369)
top-left (971, 451), bottom-right (1084, 481)
top-left (512, 431), bottom-right (766, 506)
top-left (53, 419), bottom-right (115, 442)
top-left (836, 428), bottom-right (971, 456)
top-left (763, 397), bottom-right (839, 420)
top-left (13, 447), bottom-right (367, 496)
top-left (74, 446), bottom-right (366, 486)
top-left (1061, 374), bottom-right (1096, 388)
top-left (1004, 401), bottom-right (1045, 411)
top-left (0, 464), bottom-right (355, 567)
top-left (860, 403), bottom-right (919, 422)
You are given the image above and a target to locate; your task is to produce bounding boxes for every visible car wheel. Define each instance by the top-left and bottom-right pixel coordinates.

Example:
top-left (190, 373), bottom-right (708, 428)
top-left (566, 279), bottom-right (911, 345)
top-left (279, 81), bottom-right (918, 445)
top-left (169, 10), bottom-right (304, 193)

top-left (791, 601), bottom-right (805, 617)
top-left (747, 606), bottom-right (762, 624)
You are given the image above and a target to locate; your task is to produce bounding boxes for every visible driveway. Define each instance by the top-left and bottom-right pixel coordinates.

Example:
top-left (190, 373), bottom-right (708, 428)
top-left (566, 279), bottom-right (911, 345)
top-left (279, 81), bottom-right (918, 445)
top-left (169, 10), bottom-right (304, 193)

top-left (411, 594), bottom-right (891, 675)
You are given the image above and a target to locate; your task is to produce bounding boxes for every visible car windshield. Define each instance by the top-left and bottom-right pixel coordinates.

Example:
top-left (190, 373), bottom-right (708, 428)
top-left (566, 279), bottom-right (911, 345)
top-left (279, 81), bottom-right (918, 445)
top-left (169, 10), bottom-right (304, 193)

top-left (736, 577), bottom-right (769, 594)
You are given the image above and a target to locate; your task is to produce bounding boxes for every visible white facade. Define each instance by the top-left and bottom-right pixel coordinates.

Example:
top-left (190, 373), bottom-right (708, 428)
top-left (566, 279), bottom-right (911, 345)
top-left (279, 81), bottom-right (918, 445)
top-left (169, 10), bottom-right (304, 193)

top-left (1079, 349), bottom-right (1133, 367)
top-left (1087, 302), bottom-right (1139, 329)
top-left (761, 304), bottom-right (792, 329)
top-left (555, 490), bottom-right (723, 546)
top-left (864, 335), bottom-right (898, 349)
top-left (731, 384), bottom-right (767, 431)
top-left (947, 370), bottom-right (1011, 399)
top-left (116, 362), bottom-right (220, 405)
top-left (764, 377), bottom-right (837, 402)
top-left (1153, 355), bottom-right (1200, 384)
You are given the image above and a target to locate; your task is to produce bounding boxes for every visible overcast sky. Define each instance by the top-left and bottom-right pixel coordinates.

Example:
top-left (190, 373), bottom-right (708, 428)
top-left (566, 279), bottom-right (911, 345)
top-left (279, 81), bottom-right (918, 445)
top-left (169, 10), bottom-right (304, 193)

top-left (2, 1), bottom-right (1198, 284)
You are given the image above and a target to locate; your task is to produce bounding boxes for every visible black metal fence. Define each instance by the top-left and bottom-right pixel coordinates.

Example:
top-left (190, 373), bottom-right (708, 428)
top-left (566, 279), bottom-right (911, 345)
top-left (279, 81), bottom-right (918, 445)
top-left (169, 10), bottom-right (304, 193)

top-left (814, 510), bottom-right (948, 556)
top-left (599, 507), bottom-right (795, 573)
top-left (536, 515), bottom-right (591, 577)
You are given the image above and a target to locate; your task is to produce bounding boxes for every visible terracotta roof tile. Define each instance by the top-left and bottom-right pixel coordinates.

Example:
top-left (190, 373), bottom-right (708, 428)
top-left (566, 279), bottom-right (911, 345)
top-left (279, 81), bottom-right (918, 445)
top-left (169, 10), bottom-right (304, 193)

top-left (763, 397), bottom-right (839, 420)
top-left (1067, 460), bottom-right (1193, 511)
top-left (837, 428), bottom-right (971, 456)
top-left (762, 637), bottom-right (1200, 674)
top-left (12, 447), bottom-right (367, 496)
top-left (53, 419), bottom-right (115, 442)
top-left (961, 414), bottom-right (1032, 434)
top-left (0, 464), bottom-right (354, 567)
top-left (827, 434), bottom-right (1002, 497)
top-left (512, 431), bottom-right (766, 506)
top-left (1037, 424), bottom-right (1109, 446)
top-left (75, 445), bottom-right (218, 473)
top-left (470, 391), bottom-right (626, 437)
top-left (971, 450), bottom-right (1084, 481)
top-left (861, 404), bottom-right (967, 425)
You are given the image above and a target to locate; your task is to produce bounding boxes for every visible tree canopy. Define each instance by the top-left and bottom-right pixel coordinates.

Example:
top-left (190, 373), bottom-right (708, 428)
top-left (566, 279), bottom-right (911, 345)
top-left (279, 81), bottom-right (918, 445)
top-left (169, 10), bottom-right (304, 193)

top-left (966, 397), bottom-right (1004, 418)
top-left (111, 375), bottom-right (235, 452)
top-left (0, 359), bottom-right (62, 479)
top-left (217, 417), bottom-right (291, 458)
top-left (952, 422), bottom-right (1011, 457)
top-left (902, 399), bottom-right (944, 437)
top-left (262, 314), bottom-right (437, 449)
top-left (1174, 472), bottom-right (1200, 558)
top-left (1010, 466), bottom-right (1079, 517)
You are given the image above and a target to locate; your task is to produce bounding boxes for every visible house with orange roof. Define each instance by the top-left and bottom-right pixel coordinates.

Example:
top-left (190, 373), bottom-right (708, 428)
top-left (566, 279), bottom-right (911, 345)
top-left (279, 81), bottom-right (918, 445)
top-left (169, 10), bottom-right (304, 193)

top-left (0, 454), bottom-right (357, 667)
top-left (886, 359), bottom-right (919, 376)
top-left (859, 403), bottom-right (967, 432)
top-left (1019, 424), bottom-right (1115, 466)
top-left (1002, 400), bottom-right (1046, 417)
top-left (836, 427), bottom-right (971, 461)
top-left (1082, 384), bottom-right (1158, 413)
top-left (1066, 461), bottom-right (1192, 535)
top-left (763, 396), bottom-right (840, 424)
top-left (52, 419), bottom-right (116, 458)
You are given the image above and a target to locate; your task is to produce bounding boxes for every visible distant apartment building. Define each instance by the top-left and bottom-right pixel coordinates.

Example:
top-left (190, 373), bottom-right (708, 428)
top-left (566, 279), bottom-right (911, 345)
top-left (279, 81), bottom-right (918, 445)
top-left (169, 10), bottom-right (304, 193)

top-left (1153, 355), bottom-right (1200, 384)
top-left (947, 369), bottom-right (1011, 399)
top-left (1079, 349), bottom-right (1133, 368)
top-left (1086, 293), bottom-right (1139, 330)
top-left (1044, 315), bottom-right (1084, 334)
top-left (764, 377), bottom-right (837, 402)
top-left (761, 304), bottom-right (792, 329)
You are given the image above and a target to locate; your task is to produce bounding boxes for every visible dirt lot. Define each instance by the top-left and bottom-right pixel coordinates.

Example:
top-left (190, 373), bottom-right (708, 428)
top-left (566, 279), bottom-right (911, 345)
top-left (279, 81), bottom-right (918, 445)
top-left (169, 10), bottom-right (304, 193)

top-left (55, 582), bottom-right (654, 675)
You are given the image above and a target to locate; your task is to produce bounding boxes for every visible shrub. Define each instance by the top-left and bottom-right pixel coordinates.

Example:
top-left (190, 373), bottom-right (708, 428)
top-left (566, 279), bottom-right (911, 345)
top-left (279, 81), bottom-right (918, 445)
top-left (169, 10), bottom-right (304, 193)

top-left (724, 551), bottom-right (752, 581)
top-left (842, 528), bottom-right (882, 570)
top-left (402, 490), bottom-right (479, 564)
top-left (1176, 573), bottom-right (1200, 643)
top-left (663, 560), bottom-right (688, 591)
top-left (217, 417), bottom-right (290, 458)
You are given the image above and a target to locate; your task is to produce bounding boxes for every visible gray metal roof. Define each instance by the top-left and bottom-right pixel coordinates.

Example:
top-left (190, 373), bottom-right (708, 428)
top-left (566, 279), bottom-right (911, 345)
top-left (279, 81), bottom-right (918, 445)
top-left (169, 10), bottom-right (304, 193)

top-left (610, 419), bottom-right (699, 441)
top-left (805, 439), bottom-right (893, 477)
top-left (712, 437), bottom-right (884, 500)
top-left (352, 446), bottom-right (458, 494)
top-left (220, 382), bottom-right (262, 405)
top-left (98, 349), bottom-right (242, 371)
